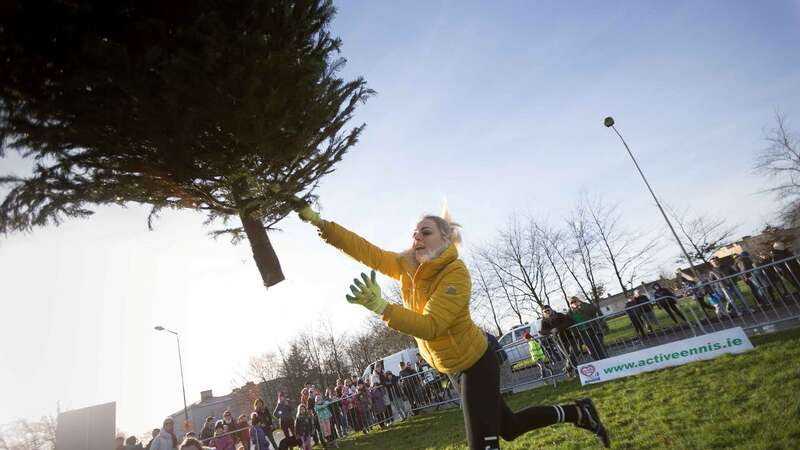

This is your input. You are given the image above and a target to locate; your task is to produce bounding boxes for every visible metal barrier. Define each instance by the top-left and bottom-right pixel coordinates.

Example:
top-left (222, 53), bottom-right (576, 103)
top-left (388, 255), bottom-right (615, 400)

top-left (552, 255), bottom-right (800, 373)
top-left (188, 256), bottom-right (800, 448)
top-left (554, 296), bottom-right (701, 367)
top-left (688, 255), bottom-right (800, 333)
top-left (497, 334), bottom-right (571, 393)
top-left (395, 367), bottom-right (459, 414)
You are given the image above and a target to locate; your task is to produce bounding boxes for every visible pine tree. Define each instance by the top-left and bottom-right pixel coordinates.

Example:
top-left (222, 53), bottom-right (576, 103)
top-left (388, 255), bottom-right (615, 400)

top-left (279, 342), bottom-right (312, 399)
top-left (0, 0), bottom-right (372, 286)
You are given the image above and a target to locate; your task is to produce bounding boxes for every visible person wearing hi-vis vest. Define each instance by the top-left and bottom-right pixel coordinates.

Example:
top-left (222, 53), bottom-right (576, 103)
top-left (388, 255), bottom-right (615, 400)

top-left (522, 331), bottom-right (552, 379)
top-left (295, 200), bottom-right (610, 449)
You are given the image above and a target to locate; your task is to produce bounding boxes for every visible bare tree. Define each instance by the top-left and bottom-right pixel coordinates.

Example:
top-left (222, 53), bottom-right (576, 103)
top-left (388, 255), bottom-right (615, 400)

top-left (0, 417), bottom-right (56, 450)
top-left (755, 112), bottom-right (800, 226)
top-left (320, 319), bottom-right (350, 380)
top-left (484, 217), bottom-right (553, 311)
top-left (474, 245), bottom-right (526, 325)
top-left (584, 197), bottom-right (660, 296)
top-left (235, 351), bottom-right (282, 389)
top-left (343, 333), bottom-right (376, 376)
top-left (383, 281), bottom-right (404, 305)
top-left (298, 332), bottom-right (327, 387)
top-left (468, 254), bottom-right (505, 336)
top-left (536, 224), bottom-right (571, 304)
top-left (566, 206), bottom-right (606, 305)
top-left (341, 316), bottom-right (415, 376)
top-left (668, 207), bottom-right (737, 265)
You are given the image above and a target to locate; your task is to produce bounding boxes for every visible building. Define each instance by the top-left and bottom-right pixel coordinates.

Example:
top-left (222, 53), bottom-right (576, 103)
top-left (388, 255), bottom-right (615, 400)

top-left (712, 226), bottom-right (800, 260)
top-left (168, 378), bottom-right (288, 435)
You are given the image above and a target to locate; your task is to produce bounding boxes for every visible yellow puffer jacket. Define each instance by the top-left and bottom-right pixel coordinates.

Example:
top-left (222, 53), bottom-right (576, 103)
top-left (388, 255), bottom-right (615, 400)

top-left (319, 220), bottom-right (488, 373)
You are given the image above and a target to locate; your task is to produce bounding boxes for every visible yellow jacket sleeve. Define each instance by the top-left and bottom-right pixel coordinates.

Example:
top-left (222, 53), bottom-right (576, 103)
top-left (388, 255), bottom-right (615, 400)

top-left (318, 220), bottom-right (404, 280)
top-left (382, 266), bottom-right (471, 340)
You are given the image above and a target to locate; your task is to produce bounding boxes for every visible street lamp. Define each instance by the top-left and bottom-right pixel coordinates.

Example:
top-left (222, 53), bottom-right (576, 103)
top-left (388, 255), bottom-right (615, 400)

top-left (603, 116), bottom-right (702, 281)
top-left (154, 325), bottom-right (190, 429)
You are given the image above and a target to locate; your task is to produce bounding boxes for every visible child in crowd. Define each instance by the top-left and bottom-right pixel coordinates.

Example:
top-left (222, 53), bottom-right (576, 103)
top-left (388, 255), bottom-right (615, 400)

top-left (523, 331), bottom-right (553, 379)
top-left (314, 394), bottom-right (338, 448)
top-left (299, 388), bottom-right (310, 410)
top-left (343, 380), bottom-right (357, 434)
top-left (236, 414), bottom-right (250, 449)
top-left (295, 404), bottom-right (315, 450)
top-left (331, 385), bottom-right (348, 436)
top-left (273, 391), bottom-right (295, 438)
top-left (249, 413), bottom-right (272, 450)
top-left (209, 421), bottom-right (235, 450)
top-left (369, 371), bottom-right (388, 428)
top-left (221, 410), bottom-right (237, 434)
top-left (353, 381), bottom-right (371, 434)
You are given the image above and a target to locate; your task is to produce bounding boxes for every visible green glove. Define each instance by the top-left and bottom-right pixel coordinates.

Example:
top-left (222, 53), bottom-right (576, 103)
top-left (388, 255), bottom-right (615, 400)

top-left (346, 270), bottom-right (388, 315)
top-left (298, 204), bottom-right (321, 226)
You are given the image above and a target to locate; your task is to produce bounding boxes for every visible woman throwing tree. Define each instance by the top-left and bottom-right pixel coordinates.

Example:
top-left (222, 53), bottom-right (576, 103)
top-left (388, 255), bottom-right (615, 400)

top-left (296, 202), bottom-right (610, 449)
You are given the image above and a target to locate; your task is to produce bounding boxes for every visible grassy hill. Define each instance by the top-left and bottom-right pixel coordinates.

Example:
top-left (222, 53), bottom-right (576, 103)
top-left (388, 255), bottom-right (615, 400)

top-left (333, 328), bottom-right (800, 449)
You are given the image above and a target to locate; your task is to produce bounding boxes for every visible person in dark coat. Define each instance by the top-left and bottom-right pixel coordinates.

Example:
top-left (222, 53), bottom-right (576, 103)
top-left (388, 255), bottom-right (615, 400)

top-left (253, 398), bottom-right (278, 450)
top-left (124, 436), bottom-right (144, 450)
top-left (273, 392), bottom-right (295, 438)
top-left (538, 305), bottom-right (579, 372)
top-left (398, 362), bottom-right (421, 411)
top-left (771, 242), bottom-right (800, 292)
top-left (384, 370), bottom-right (408, 420)
top-left (709, 257), bottom-right (751, 315)
top-left (632, 290), bottom-right (659, 332)
top-left (651, 283), bottom-right (688, 324)
top-left (734, 251), bottom-right (770, 305)
top-left (295, 404), bottom-right (315, 449)
top-left (143, 429), bottom-right (160, 450)
top-left (199, 416), bottom-right (215, 444)
top-left (566, 297), bottom-right (608, 360)
top-left (625, 295), bottom-right (647, 339)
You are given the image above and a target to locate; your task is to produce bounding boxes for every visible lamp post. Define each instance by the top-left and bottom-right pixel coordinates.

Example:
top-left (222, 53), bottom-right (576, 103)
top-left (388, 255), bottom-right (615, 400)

top-left (603, 116), bottom-right (702, 281)
top-left (154, 325), bottom-right (190, 428)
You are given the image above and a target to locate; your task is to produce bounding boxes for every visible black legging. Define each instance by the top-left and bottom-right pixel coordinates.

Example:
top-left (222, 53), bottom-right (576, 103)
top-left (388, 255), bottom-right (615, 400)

top-left (457, 346), bottom-right (578, 449)
top-left (260, 425), bottom-right (278, 450)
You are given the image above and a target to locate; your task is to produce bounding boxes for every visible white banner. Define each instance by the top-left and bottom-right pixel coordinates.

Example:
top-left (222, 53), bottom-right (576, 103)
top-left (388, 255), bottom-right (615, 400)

top-left (578, 327), bottom-right (753, 385)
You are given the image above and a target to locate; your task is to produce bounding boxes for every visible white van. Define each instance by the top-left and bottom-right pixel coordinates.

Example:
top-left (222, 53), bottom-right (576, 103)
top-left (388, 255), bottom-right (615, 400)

top-left (497, 321), bottom-right (540, 367)
top-left (361, 347), bottom-right (419, 382)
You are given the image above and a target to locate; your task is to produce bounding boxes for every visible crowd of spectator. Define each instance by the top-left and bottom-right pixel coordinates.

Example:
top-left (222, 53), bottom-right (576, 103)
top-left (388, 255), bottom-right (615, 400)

top-left (518, 242), bottom-right (800, 378)
top-left (116, 357), bottom-right (457, 450)
top-left (676, 243), bottom-right (800, 319)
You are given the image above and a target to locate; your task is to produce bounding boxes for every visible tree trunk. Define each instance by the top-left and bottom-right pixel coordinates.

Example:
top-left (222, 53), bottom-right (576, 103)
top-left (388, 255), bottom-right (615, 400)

top-left (240, 211), bottom-right (285, 287)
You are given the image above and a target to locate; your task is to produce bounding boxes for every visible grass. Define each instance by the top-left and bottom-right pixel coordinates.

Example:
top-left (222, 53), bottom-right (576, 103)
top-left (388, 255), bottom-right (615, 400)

top-left (332, 328), bottom-right (800, 449)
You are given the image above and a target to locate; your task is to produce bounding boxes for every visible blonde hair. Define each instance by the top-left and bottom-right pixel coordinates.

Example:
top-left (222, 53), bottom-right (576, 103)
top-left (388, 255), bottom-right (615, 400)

top-left (423, 203), bottom-right (462, 247)
top-left (402, 204), bottom-right (463, 266)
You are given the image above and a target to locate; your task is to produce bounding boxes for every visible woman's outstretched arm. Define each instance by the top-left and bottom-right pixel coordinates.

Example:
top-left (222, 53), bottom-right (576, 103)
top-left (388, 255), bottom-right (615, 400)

top-left (297, 201), bottom-right (405, 280)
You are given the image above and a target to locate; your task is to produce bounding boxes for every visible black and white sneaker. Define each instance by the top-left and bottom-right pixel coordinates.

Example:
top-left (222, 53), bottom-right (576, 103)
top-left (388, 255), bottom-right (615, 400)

top-left (575, 398), bottom-right (610, 448)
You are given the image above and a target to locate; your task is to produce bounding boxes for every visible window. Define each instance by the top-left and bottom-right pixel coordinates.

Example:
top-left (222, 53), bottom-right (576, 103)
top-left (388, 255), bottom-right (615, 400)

top-left (512, 326), bottom-right (529, 341)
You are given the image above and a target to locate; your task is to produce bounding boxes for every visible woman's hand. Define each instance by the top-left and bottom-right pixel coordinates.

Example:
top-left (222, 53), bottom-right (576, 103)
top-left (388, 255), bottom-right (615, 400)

top-left (298, 204), bottom-right (321, 225)
top-left (346, 270), bottom-right (388, 314)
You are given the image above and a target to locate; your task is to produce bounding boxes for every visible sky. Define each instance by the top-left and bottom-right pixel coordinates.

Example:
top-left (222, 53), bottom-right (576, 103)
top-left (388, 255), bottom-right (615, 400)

top-left (1, 0), bottom-right (799, 436)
